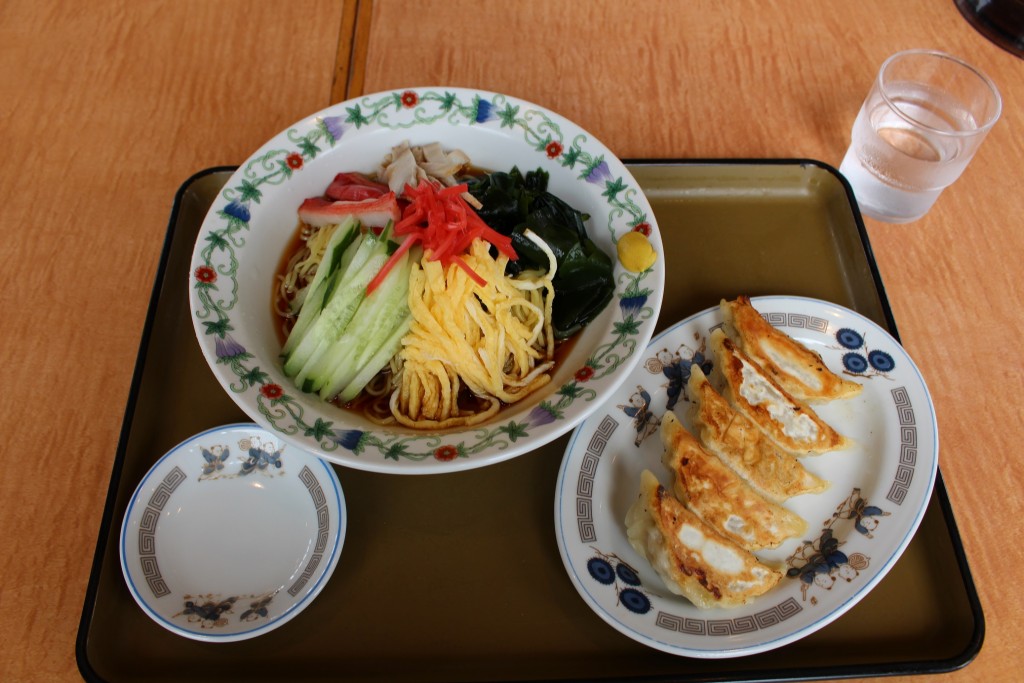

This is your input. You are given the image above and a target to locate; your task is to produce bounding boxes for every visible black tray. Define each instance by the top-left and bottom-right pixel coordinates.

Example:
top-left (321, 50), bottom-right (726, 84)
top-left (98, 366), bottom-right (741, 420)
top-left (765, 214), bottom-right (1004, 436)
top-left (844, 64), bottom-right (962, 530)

top-left (78, 161), bottom-right (983, 682)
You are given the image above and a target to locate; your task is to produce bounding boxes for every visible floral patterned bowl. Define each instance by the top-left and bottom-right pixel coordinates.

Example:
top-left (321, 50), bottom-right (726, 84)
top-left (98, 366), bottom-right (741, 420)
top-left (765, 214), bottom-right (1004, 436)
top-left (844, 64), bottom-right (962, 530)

top-left (189, 88), bottom-right (664, 474)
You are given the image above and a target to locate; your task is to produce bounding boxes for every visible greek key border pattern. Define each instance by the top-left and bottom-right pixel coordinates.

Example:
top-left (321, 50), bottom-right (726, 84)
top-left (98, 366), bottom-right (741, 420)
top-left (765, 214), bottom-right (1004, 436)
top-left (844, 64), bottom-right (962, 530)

top-left (288, 465), bottom-right (331, 597)
top-left (655, 597), bottom-right (802, 635)
top-left (764, 312), bottom-right (829, 334)
top-left (577, 416), bottom-right (618, 543)
top-left (887, 386), bottom-right (916, 504)
top-left (138, 465), bottom-right (187, 598)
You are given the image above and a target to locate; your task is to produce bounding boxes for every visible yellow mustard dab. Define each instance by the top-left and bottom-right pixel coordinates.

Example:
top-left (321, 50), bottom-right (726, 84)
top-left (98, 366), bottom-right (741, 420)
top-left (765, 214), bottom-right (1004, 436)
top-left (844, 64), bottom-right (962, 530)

top-left (616, 231), bottom-right (656, 272)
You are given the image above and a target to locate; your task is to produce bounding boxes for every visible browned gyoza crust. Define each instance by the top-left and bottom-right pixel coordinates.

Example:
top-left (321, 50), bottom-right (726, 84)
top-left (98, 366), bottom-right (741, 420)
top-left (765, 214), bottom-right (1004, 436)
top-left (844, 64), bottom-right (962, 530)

top-left (709, 328), bottom-right (851, 455)
top-left (625, 470), bottom-right (781, 609)
top-left (660, 412), bottom-right (807, 550)
top-left (720, 295), bottom-right (862, 402)
top-left (686, 365), bottom-right (828, 502)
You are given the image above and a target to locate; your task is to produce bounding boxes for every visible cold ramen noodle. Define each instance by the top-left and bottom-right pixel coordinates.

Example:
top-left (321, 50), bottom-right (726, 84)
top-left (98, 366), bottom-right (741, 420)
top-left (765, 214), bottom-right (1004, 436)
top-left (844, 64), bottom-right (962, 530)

top-left (274, 142), bottom-right (617, 429)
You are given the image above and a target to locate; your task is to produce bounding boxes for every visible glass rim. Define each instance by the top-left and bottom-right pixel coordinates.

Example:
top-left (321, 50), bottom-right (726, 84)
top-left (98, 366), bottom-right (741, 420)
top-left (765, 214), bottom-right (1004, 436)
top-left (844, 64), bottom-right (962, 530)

top-left (876, 48), bottom-right (1003, 137)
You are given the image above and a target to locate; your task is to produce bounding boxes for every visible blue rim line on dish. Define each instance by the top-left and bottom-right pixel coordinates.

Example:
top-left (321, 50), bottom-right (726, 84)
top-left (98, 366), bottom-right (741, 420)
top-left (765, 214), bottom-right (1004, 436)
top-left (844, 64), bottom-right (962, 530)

top-left (554, 296), bottom-right (938, 658)
top-left (119, 422), bottom-right (345, 641)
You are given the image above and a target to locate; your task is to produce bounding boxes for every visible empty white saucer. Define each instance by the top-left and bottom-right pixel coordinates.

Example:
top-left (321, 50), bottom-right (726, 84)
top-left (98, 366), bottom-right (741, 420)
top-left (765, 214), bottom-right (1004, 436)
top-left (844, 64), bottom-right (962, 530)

top-left (120, 423), bottom-right (346, 642)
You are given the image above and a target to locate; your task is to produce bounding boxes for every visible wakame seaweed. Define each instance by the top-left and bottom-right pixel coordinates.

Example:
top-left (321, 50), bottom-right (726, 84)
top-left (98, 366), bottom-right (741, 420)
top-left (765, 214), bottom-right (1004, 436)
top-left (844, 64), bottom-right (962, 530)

top-left (467, 168), bottom-right (614, 339)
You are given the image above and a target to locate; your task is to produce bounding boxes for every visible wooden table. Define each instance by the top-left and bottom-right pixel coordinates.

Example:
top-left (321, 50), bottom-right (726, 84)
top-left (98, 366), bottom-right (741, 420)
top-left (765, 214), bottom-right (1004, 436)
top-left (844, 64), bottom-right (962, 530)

top-left (3, 1), bottom-right (1021, 680)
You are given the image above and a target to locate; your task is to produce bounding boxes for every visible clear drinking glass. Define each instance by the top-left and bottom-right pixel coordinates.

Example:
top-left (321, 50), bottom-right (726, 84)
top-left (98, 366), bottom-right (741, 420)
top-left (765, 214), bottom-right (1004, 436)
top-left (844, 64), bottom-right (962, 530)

top-left (839, 49), bottom-right (1002, 223)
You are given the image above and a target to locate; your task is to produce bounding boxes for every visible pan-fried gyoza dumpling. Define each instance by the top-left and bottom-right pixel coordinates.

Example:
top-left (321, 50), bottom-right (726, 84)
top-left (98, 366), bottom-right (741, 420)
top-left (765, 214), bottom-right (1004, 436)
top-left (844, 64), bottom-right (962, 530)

top-left (660, 412), bottom-right (807, 550)
top-left (686, 365), bottom-right (828, 502)
top-left (625, 470), bottom-right (782, 609)
top-left (709, 329), bottom-right (851, 455)
top-left (720, 296), bottom-right (862, 402)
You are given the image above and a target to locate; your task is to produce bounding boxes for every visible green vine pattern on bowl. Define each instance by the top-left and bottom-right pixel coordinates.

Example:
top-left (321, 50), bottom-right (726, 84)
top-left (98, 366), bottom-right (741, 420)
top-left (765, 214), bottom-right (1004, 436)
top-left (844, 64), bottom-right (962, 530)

top-left (193, 89), bottom-right (657, 464)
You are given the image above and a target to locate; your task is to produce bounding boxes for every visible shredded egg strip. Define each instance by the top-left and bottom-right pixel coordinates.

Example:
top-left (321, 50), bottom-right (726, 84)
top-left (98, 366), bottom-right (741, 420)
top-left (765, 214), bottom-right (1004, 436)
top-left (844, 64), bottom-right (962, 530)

top-left (391, 232), bottom-right (556, 429)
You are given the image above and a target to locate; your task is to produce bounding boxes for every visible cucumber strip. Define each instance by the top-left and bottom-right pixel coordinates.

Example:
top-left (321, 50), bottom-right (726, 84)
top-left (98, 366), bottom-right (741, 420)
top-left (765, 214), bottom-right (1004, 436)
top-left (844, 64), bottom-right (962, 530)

top-left (335, 313), bottom-right (411, 404)
top-left (311, 250), bottom-right (410, 394)
top-left (289, 251), bottom-right (388, 384)
top-left (314, 250), bottom-right (412, 398)
top-left (307, 217), bottom-right (359, 295)
top-left (282, 230), bottom-right (389, 378)
top-left (282, 217), bottom-right (359, 356)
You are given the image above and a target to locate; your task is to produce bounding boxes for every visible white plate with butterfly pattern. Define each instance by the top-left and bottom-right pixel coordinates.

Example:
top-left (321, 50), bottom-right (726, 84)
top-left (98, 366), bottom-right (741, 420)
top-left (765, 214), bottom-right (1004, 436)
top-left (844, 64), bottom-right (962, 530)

top-left (554, 295), bottom-right (937, 658)
top-left (120, 423), bottom-right (345, 642)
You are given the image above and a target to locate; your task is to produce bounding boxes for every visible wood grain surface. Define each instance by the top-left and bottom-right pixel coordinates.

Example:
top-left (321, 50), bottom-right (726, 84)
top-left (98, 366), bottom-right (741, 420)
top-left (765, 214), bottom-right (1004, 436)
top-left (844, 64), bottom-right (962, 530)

top-left (0, 1), bottom-right (344, 680)
top-left (2, 0), bottom-right (1021, 681)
